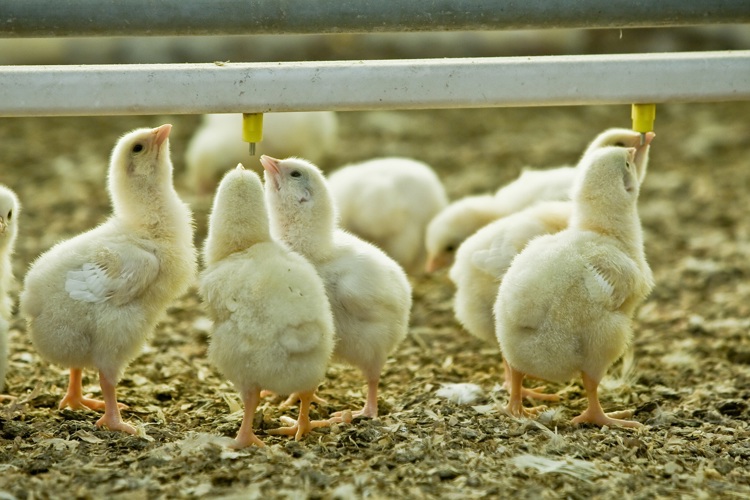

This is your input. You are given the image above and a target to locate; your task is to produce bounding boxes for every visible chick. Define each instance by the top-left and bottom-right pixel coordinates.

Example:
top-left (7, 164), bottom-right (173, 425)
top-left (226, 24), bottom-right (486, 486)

top-left (450, 200), bottom-right (571, 401)
top-left (425, 127), bottom-right (653, 272)
top-left (185, 112), bottom-right (339, 195)
top-left (0, 186), bottom-right (19, 393)
top-left (328, 157), bottom-right (448, 274)
top-left (261, 155), bottom-right (412, 419)
top-left (200, 165), bottom-right (335, 447)
top-left (495, 140), bottom-right (655, 428)
top-left (451, 201), bottom-right (572, 344)
top-left (20, 124), bottom-right (197, 434)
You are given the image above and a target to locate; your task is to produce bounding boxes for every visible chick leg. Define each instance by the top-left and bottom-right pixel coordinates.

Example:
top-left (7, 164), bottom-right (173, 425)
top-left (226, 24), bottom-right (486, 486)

top-left (505, 365), bottom-right (547, 418)
top-left (95, 370), bottom-right (136, 434)
top-left (502, 359), bottom-right (560, 402)
top-left (332, 377), bottom-right (379, 421)
top-left (232, 386), bottom-right (265, 449)
top-left (59, 368), bottom-right (108, 411)
top-left (268, 390), bottom-right (332, 440)
top-left (359, 377), bottom-right (379, 418)
top-left (571, 372), bottom-right (642, 428)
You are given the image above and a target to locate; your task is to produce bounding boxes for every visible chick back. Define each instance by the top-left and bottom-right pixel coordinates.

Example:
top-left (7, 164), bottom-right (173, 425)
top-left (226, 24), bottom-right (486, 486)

top-left (201, 243), bottom-right (335, 396)
top-left (495, 231), bottom-right (639, 383)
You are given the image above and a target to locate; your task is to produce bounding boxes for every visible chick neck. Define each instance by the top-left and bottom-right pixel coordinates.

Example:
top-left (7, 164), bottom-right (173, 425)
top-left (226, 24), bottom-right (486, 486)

top-left (0, 228), bottom-right (16, 256)
top-left (111, 169), bottom-right (191, 242)
top-left (269, 196), bottom-right (336, 262)
top-left (570, 197), bottom-right (644, 257)
top-left (205, 203), bottom-right (271, 266)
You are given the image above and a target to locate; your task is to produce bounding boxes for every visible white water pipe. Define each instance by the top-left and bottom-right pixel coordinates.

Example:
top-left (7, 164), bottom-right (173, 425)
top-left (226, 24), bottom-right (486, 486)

top-left (1, 51), bottom-right (748, 117)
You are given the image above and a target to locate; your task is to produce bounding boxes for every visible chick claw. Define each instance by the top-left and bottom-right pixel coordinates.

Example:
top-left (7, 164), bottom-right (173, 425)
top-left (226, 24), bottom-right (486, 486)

top-left (231, 432), bottom-right (265, 449)
top-left (572, 408), bottom-right (642, 428)
top-left (327, 409), bottom-right (354, 425)
top-left (506, 401), bottom-right (548, 419)
top-left (268, 416), bottom-right (332, 441)
top-left (95, 415), bottom-right (137, 435)
top-left (59, 393), bottom-right (108, 411)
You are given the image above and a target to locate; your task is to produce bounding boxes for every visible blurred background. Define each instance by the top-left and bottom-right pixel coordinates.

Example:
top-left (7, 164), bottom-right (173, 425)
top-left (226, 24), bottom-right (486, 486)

top-left (1, 25), bottom-right (749, 65)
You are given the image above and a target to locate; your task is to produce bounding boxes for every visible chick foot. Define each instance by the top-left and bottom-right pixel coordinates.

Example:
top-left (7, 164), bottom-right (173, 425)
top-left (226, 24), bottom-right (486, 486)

top-left (572, 372), bottom-right (642, 428)
top-left (505, 400), bottom-right (548, 419)
top-left (504, 364), bottom-right (549, 418)
top-left (96, 414), bottom-right (137, 434)
top-left (59, 368), bottom-right (120, 411)
top-left (267, 391), bottom-right (331, 440)
top-left (332, 378), bottom-right (379, 420)
top-left (269, 416), bottom-right (332, 440)
top-left (572, 407), bottom-right (641, 428)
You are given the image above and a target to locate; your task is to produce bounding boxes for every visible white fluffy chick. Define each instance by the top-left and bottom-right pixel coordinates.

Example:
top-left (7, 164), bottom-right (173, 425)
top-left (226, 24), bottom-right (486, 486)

top-left (0, 186), bottom-right (19, 393)
top-left (261, 155), bottom-right (412, 419)
top-left (327, 157), bottom-right (448, 274)
top-left (20, 124), bottom-right (197, 434)
top-left (495, 140), bottom-right (655, 428)
top-left (425, 127), bottom-right (653, 272)
top-left (449, 200), bottom-right (571, 401)
top-left (451, 201), bottom-right (572, 344)
top-left (200, 164), bottom-right (335, 448)
top-left (185, 112), bottom-right (339, 195)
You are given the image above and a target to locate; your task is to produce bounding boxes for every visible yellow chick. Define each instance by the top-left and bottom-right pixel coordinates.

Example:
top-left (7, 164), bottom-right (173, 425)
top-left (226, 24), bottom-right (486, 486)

top-left (20, 124), bottom-right (197, 434)
top-left (328, 157), bottom-right (448, 275)
top-left (449, 200), bottom-right (571, 401)
top-left (495, 141), bottom-right (654, 428)
top-left (425, 127), bottom-right (654, 272)
top-left (200, 165), bottom-right (335, 448)
top-left (261, 155), bottom-right (412, 419)
top-left (0, 185), bottom-right (20, 393)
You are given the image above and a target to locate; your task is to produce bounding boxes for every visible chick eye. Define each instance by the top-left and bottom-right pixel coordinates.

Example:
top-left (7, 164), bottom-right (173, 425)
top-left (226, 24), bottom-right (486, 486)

top-left (446, 245), bottom-right (456, 253)
top-left (132, 143), bottom-right (144, 153)
top-left (290, 170), bottom-right (301, 178)
top-left (7, 210), bottom-right (11, 220)
top-left (614, 141), bottom-right (626, 147)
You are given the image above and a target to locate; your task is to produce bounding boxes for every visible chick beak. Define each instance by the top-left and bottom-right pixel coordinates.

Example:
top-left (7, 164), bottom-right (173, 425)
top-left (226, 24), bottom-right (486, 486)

top-left (0, 218), bottom-right (6, 235)
top-left (153, 124), bottom-right (172, 148)
top-left (259, 155), bottom-right (282, 190)
top-left (425, 253), bottom-right (448, 273)
top-left (236, 163), bottom-right (245, 171)
top-left (634, 131), bottom-right (654, 172)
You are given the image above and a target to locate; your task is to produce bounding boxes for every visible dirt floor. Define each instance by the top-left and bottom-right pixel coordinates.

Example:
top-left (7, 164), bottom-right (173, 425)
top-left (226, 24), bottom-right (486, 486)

top-left (1, 30), bottom-right (750, 500)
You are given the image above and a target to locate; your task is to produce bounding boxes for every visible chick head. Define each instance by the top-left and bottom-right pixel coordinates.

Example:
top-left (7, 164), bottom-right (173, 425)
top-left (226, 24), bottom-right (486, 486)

top-left (572, 146), bottom-right (640, 208)
top-left (261, 155), bottom-right (335, 216)
top-left (204, 164), bottom-right (270, 266)
top-left (108, 124), bottom-right (174, 214)
top-left (583, 128), bottom-right (655, 182)
top-left (425, 197), bottom-right (497, 273)
top-left (0, 185), bottom-right (19, 245)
